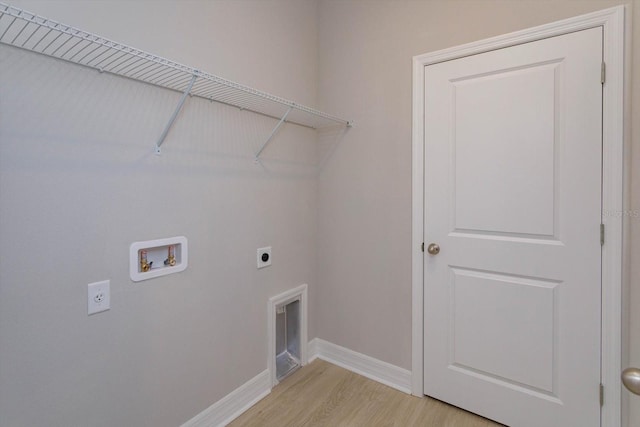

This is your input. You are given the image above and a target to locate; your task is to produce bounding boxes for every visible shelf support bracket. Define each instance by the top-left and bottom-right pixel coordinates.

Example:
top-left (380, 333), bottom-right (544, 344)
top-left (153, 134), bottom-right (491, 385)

top-left (155, 74), bottom-right (198, 155)
top-left (255, 106), bottom-right (294, 161)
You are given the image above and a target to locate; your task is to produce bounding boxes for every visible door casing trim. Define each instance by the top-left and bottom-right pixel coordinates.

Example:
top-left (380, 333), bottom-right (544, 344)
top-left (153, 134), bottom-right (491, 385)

top-left (411, 6), bottom-right (625, 426)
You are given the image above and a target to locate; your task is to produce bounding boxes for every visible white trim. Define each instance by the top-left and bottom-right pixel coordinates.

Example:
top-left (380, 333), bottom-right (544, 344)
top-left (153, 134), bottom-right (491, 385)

top-left (599, 6), bottom-right (625, 427)
top-left (411, 6), bottom-right (625, 426)
top-left (307, 337), bottom-right (319, 363)
top-left (181, 370), bottom-right (271, 427)
top-left (268, 284), bottom-right (308, 387)
top-left (182, 338), bottom-right (411, 426)
top-left (310, 338), bottom-right (412, 394)
top-left (411, 49), bottom-right (426, 398)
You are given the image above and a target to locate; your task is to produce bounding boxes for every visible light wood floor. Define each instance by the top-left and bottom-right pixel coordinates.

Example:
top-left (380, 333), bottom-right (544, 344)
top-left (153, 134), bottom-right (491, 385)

top-left (229, 359), bottom-right (504, 427)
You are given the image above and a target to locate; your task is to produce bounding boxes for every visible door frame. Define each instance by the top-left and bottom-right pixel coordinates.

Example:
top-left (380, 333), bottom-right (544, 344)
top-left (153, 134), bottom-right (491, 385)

top-left (411, 6), bottom-right (625, 426)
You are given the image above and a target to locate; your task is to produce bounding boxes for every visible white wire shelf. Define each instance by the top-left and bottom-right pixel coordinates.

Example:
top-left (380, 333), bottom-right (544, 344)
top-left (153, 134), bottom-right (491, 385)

top-left (0, 2), bottom-right (352, 157)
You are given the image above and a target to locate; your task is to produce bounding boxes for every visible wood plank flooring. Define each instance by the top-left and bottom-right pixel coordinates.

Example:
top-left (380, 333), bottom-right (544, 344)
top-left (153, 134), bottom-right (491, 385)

top-left (229, 359), bottom-right (504, 427)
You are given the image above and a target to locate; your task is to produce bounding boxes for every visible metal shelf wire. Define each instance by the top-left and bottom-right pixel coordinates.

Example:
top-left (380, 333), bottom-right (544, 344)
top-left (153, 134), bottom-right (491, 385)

top-left (0, 2), bottom-right (352, 157)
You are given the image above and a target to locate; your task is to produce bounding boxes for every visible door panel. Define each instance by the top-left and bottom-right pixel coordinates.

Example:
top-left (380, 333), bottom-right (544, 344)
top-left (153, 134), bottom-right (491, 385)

top-left (453, 62), bottom-right (558, 237)
top-left (424, 27), bottom-right (602, 427)
top-left (450, 267), bottom-right (558, 394)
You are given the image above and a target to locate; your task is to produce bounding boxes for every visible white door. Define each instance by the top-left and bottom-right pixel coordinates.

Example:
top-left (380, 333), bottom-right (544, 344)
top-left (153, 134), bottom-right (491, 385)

top-left (423, 28), bottom-right (603, 427)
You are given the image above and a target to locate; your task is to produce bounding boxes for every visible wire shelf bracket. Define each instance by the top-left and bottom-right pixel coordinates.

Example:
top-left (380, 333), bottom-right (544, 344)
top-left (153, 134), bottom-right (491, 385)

top-left (155, 74), bottom-right (197, 155)
top-left (255, 106), bottom-right (293, 162)
top-left (0, 2), bottom-right (353, 159)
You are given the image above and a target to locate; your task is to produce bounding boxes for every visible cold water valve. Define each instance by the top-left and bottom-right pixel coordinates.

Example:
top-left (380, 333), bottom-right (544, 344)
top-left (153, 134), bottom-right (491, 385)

top-left (164, 245), bottom-right (177, 267)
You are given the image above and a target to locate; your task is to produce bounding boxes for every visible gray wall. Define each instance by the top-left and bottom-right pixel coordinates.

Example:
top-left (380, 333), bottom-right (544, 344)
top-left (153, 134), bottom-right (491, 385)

top-left (0, 1), bottom-right (319, 426)
top-left (315, 0), bottom-right (639, 424)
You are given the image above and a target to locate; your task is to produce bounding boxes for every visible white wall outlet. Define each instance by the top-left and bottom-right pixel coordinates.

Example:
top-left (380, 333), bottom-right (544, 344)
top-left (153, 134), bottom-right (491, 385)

top-left (257, 246), bottom-right (272, 269)
top-left (88, 280), bottom-right (110, 315)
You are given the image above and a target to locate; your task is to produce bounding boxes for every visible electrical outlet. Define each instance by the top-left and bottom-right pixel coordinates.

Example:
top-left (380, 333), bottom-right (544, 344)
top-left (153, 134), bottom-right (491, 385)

top-left (257, 246), bottom-right (272, 269)
top-left (88, 280), bottom-right (110, 315)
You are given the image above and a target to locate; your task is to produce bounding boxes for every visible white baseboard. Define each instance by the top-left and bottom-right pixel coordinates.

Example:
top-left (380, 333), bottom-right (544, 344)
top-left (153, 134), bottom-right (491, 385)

top-left (181, 370), bottom-right (271, 427)
top-left (308, 338), bottom-right (412, 394)
top-left (183, 339), bottom-right (411, 426)
top-left (307, 337), bottom-right (319, 363)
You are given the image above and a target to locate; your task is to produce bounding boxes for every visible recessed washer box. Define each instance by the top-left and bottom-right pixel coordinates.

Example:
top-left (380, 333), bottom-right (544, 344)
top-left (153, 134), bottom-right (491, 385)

top-left (130, 236), bottom-right (188, 282)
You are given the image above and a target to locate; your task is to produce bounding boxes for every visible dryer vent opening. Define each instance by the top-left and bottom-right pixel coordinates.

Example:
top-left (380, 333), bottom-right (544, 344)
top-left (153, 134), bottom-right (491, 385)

top-left (275, 299), bottom-right (301, 381)
top-left (269, 284), bottom-right (307, 386)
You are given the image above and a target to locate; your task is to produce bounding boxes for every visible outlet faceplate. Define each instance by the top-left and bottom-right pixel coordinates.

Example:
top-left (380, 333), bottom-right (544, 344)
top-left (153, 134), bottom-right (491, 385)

top-left (88, 280), bottom-right (110, 315)
top-left (257, 246), bottom-right (272, 269)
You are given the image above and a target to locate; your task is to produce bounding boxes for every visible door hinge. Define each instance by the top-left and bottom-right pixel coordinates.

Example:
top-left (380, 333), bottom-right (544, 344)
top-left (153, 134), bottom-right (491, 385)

top-left (600, 223), bottom-right (605, 246)
top-left (421, 242), bottom-right (425, 252)
top-left (600, 383), bottom-right (604, 406)
top-left (601, 62), bottom-right (606, 84)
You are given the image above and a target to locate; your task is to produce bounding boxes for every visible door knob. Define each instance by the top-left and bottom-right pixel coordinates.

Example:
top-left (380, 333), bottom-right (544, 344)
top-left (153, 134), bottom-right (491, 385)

top-left (622, 368), bottom-right (640, 395)
top-left (427, 243), bottom-right (440, 255)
